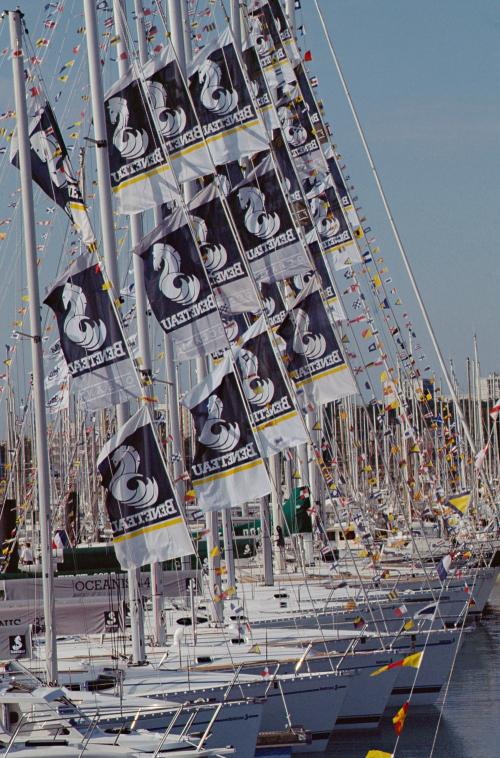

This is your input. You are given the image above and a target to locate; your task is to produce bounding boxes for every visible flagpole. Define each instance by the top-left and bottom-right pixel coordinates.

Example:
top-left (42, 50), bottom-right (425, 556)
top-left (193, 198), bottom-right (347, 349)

top-left (113, 0), bottom-right (166, 648)
top-left (8, 9), bottom-right (58, 684)
top-left (83, 0), bottom-right (146, 663)
top-left (314, 1), bottom-right (500, 509)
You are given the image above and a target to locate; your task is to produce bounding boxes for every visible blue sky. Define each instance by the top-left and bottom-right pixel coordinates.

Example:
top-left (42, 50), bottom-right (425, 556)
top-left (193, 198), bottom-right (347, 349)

top-left (0, 0), bottom-right (498, 407)
top-left (303, 0), bottom-right (500, 382)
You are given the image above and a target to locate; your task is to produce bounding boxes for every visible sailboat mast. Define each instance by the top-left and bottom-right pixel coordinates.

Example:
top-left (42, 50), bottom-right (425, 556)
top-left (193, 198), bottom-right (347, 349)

top-left (8, 8), bottom-right (58, 684)
top-left (113, 0), bottom-right (167, 648)
top-left (313, 2), bottom-right (500, 509)
top-left (82, 0), bottom-right (146, 663)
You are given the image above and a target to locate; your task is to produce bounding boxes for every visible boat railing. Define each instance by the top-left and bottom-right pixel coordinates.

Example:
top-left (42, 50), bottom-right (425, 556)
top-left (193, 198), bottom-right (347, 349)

top-left (3, 712), bottom-right (29, 757)
top-left (78, 711), bottom-right (101, 755)
top-left (188, 701), bottom-right (223, 755)
top-left (222, 663), bottom-right (244, 701)
top-left (1, 696), bottom-right (233, 756)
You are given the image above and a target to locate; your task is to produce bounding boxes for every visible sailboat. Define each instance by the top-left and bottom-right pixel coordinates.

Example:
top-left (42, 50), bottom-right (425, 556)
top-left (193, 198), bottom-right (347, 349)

top-left (0, 1), bottom-right (498, 756)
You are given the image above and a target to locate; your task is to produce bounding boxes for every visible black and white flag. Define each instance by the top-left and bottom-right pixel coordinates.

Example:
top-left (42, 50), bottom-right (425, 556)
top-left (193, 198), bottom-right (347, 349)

top-left (210, 313), bottom-right (249, 364)
top-left (143, 44), bottom-right (213, 183)
top-left (287, 239), bottom-right (346, 323)
top-left (44, 252), bottom-right (141, 410)
top-left (241, 44), bottom-right (280, 134)
top-left (234, 316), bottom-right (307, 456)
top-left (277, 97), bottom-right (325, 178)
top-left (293, 63), bottom-right (328, 144)
top-left (277, 277), bottom-right (357, 411)
top-left (104, 68), bottom-right (181, 214)
top-left (44, 358), bottom-right (68, 390)
top-left (188, 28), bottom-right (268, 167)
top-left (247, 0), bottom-right (297, 91)
top-left (10, 100), bottom-right (95, 247)
top-left (97, 407), bottom-right (193, 570)
top-left (226, 153), bottom-right (310, 282)
top-left (259, 280), bottom-right (288, 328)
top-left (183, 353), bottom-right (270, 511)
top-left (188, 182), bottom-right (259, 313)
top-left (324, 145), bottom-right (360, 229)
top-left (270, 133), bottom-right (311, 230)
top-left (307, 181), bottom-right (361, 269)
top-left (46, 380), bottom-right (69, 415)
top-left (133, 209), bottom-right (226, 361)
top-left (266, 0), bottom-right (302, 66)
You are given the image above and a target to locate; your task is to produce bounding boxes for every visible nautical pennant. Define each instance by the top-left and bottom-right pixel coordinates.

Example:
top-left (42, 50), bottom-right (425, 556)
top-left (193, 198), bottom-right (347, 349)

top-left (446, 491), bottom-right (472, 516)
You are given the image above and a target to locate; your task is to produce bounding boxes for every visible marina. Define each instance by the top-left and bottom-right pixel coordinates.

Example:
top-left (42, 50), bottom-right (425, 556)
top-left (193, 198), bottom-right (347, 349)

top-left (0, 2), bottom-right (498, 758)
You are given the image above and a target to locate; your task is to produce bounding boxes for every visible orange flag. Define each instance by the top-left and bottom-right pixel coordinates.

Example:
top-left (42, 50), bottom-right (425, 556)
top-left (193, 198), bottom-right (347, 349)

top-left (392, 701), bottom-right (409, 735)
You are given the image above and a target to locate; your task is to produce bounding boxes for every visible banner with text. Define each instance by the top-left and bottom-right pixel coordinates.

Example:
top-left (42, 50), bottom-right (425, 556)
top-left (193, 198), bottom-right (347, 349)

top-left (183, 354), bottom-right (270, 511)
top-left (97, 407), bottom-right (193, 570)
top-left (44, 253), bottom-right (140, 410)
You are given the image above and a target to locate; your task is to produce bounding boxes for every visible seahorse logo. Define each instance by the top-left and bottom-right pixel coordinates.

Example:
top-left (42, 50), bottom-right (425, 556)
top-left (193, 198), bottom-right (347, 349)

top-left (248, 15), bottom-right (273, 57)
top-left (293, 308), bottom-right (326, 360)
top-left (191, 216), bottom-right (228, 274)
top-left (292, 270), bottom-right (314, 294)
top-left (238, 186), bottom-right (280, 240)
top-left (303, 170), bottom-right (330, 199)
top-left (61, 282), bottom-right (107, 351)
top-left (10, 635), bottom-right (25, 654)
top-left (146, 80), bottom-right (187, 138)
top-left (109, 445), bottom-right (159, 509)
top-left (278, 106), bottom-right (308, 148)
top-left (223, 318), bottom-right (240, 344)
top-left (262, 295), bottom-right (276, 317)
top-left (31, 130), bottom-right (67, 189)
top-left (199, 59), bottom-right (238, 116)
top-left (310, 196), bottom-right (340, 239)
top-left (199, 395), bottom-right (240, 452)
top-left (237, 347), bottom-right (274, 407)
top-left (107, 96), bottom-right (149, 160)
top-left (152, 243), bottom-right (201, 305)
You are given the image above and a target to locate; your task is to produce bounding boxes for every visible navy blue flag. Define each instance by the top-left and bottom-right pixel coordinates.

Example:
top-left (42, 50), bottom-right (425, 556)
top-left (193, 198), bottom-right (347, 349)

top-left (98, 407), bottom-right (193, 569)
top-left (133, 209), bottom-right (226, 361)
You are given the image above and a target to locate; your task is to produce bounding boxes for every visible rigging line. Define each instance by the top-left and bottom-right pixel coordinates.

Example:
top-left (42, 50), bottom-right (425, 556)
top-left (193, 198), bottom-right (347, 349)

top-left (425, 570), bottom-right (479, 758)
top-left (313, 0), bottom-right (498, 515)
top-left (318, 322), bottom-right (444, 607)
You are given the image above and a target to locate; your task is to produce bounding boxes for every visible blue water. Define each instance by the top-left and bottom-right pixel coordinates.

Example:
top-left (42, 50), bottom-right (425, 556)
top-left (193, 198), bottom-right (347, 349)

top-left (316, 582), bottom-right (500, 758)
